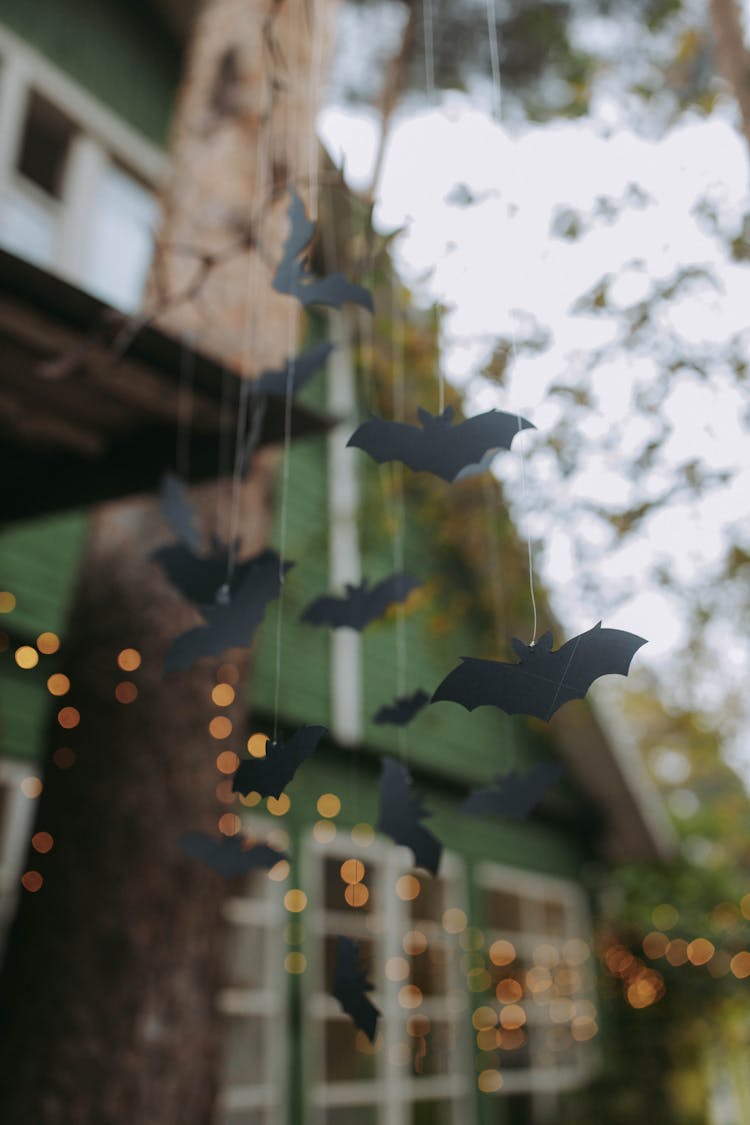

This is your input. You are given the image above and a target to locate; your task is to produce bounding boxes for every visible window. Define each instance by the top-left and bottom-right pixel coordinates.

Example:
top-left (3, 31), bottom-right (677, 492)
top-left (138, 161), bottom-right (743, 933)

top-left (475, 863), bottom-right (599, 1099)
top-left (0, 24), bottom-right (163, 310)
top-left (0, 758), bottom-right (38, 951)
top-left (303, 830), bottom-right (473, 1125)
top-left (215, 818), bottom-right (289, 1125)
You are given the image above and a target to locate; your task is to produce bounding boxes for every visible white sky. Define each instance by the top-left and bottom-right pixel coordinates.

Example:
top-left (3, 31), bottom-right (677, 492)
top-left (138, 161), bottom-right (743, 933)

top-left (317, 92), bottom-right (750, 758)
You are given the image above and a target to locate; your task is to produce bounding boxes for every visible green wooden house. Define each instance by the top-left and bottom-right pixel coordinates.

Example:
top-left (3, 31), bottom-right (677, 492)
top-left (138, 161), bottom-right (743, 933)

top-left (0, 4), bottom-right (674, 1124)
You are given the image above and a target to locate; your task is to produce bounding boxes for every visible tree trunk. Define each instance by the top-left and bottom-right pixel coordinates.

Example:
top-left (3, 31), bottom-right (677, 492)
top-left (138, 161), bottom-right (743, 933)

top-left (0, 0), bottom-right (333, 1121)
top-left (709, 0), bottom-right (750, 158)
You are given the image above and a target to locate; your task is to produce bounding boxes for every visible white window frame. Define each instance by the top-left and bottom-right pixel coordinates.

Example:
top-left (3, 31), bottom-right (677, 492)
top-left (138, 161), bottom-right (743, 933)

top-left (215, 814), bottom-right (289, 1125)
top-left (0, 21), bottom-right (164, 296)
top-left (0, 757), bottom-right (38, 951)
top-left (475, 861), bottom-right (599, 1099)
top-left (302, 828), bottom-right (474, 1125)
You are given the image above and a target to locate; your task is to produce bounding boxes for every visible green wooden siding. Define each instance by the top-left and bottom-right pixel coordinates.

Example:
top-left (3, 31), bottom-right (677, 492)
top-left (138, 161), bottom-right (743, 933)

top-left (1, 0), bottom-right (181, 144)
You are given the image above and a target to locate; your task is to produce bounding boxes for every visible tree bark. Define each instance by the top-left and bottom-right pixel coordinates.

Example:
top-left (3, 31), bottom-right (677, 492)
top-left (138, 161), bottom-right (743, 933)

top-left (709, 0), bottom-right (750, 158)
top-left (0, 0), bottom-right (334, 1121)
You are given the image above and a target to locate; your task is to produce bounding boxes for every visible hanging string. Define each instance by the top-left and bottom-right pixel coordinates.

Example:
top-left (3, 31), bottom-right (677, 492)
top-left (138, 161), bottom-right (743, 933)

top-left (484, 0), bottom-right (538, 646)
top-left (423, 0), bottom-right (435, 99)
top-left (391, 283), bottom-right (409, 758)
top-left (176, 330), bottom-right (196, 479)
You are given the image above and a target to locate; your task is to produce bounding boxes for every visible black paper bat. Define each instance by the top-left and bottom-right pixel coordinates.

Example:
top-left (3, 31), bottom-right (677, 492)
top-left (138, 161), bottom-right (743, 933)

top-left (300, 573), bottom-right (422, 632)
top-left (273, 187), bottom-right (373, 312)
top-left (461, 763), bottom-right (564, 819)
top-left (164, 549), bottom-right (293, 673)
top-left (432, 622), bottom-right (647, 722)
top-left (347, 404), bottom-right (535, 483)
top-left (179, 831), bottom-right (287, 878)
top-left (255, 340), bottom-right (333, 398)
top-left (160, 472), bottom-right (203, 553)
top-left (153, 537), bottom-right (237, 606)
top-left (332, 936), bottom-right (381, 1042)
top-left (373, 690), bottom-right (430, 727)
top-left (376, 757), bottom-right (442, 875)
top-left (232, 724), bottom-right (327, 799)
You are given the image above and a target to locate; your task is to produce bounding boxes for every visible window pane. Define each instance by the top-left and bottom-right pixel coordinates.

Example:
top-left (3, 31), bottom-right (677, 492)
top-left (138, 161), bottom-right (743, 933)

top-left (408, 874), bottom-right (443, 923)
top-left (82, 164), bottom-right (157, 311)
top-left (543, 899), bottom-right (567, 937)
top-left (17, 91), bottom-right (75, 197)
top-left (324, 933), bottom-right (376, 986)
top-left (323, 1108), bottom-right (377, 1125)
top-left (0, 191), bottom-right (57, 267)
top-left (486, 889), bottom-right (522, 931)
top-left (221, 1014), bottom-right (266, 1086)
top-left (417, 1020), bottom-right (457, 1077)
top-left (410, 942), bottom-right (449, 997)
top-left (220, 1112), bottom-right (266, 1125)
top-left (412, 1100), bottom-right (453, 1125)
top-left (324, 1017), bottom-right (378, 1082)
top-left (225, 924), bottom-right (267, 990)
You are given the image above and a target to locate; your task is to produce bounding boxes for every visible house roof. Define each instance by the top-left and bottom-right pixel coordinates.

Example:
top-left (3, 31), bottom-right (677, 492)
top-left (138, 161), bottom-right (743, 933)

top-left (0, 249), bottom-right (332, 524)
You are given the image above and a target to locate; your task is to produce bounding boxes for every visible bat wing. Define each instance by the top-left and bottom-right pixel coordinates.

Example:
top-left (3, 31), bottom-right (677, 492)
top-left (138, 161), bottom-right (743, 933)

top-left (152, 543), bottom-right (229, 606)
top-left (432, 657), bottom-right (554, 720)
top-left (255, 341), bottom-right (333, 397)
top-left (161, 472), bottom-right (203, 552)
top-left (300, 593), bottom-right (349, 627)
top-left (363, 573), bottom-right (421, 626)
top-left (440, 410), bottom-right (535, 481)
top-left (272, 187), bottom-right (315, 295)
top-left (373, 690), bottom-right (430, 726)
top-left (232, 724), bottom-right (327, 798)
top-left (550, 623), bottom-right (647, 700)
top-left (462, 763), bottom-right (563, 819)
top-left (179, 832), bottom-right (287, 878)
top-left (347, 417), bottom-right (429, 472)
top-left (377, 757), bottom-right (442, 875)
top-left (295, 272), bottom-right (374, 312)
top-left (332, 936), bottom-right (380, 1042)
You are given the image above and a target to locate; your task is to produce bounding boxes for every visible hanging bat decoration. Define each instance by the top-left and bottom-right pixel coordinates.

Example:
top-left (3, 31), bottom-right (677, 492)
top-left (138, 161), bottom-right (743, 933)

top-left (273, 187), bottom-right (373, 312)
top-left (254, 340), bottom-right (333, 398)
top-left (232, 724), bottom-right (327, 799)
top-left (461, 763), bottom-right (564, 819)
top-left (160, 472), bottom-right (203, 554)
top-left (432, 622), bottom-right (647, 722)
top-left (347, 404), bottom-right (534, 483)
top-left (153, 537), bottom-right (239, 607)
top-left (179, 831), bottom-right (287, 878)
top-left (300, 573), bottom-right (422, 632)
top-left (373, 689), bottom-right (430, 727)
top-left (376, 757), bottom-right (442, 875)
top-left (164, 549), bottom-right (293, 673)
top-left (332, 936), bottom-right (381, 1043)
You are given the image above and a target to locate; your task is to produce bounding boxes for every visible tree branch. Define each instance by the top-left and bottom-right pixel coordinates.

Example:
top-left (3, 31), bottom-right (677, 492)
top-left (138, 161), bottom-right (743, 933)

top-left (709, 0), bottom-right (750, 157)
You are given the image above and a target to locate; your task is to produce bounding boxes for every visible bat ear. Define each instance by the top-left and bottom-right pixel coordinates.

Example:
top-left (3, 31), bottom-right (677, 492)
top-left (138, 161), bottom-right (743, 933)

top-left (416, 406), bottom-right (432, 426)
top-left (537, 631), bottom-right (554, 652)
top-left (511, 636), bottom-right (530, 660)
top-left (440, 404), bottom-right (454, 422)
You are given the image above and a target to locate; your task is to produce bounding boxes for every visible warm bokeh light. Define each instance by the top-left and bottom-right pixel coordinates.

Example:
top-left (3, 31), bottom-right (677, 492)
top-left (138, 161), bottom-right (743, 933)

top-left (478, 1069), bottom-right (503, 1093)
top-left (563, 938), bottom-right (590, 965)
top-left (496, 978), bottom-right (523, 1004)
top-left (31, 832), bottom-right (53, 854)
top-left (15, 646), bottom-right (38, 669)
top-left (643, 931), bottom-right (670, 959)
top-left (340, 859), bottom-right (365, 884)
top-left (477, 1027), bottom-right (500, 1051)
top-left (269, 860), bottom-right (290, 882)
top-left (21, 871), bottom-right (43, 892)
top-left (356, 1030), bottom-right (383, 1054)
top-left (407, 1014), bottom-right (430, 1037)
top-left (53, 747), bottom-right (75, 769)
top-left (398, 985), bottom-right (423, 1009)
top-left (268, 794), bottom-right (290, 816)
top-left (467, 967), bottom-right (491, 992)
top-left (687, 938), bottom-right (715, 966)
top-left (571, 1016), bottom-right (598, 1041)
top-left (115, 681), bottom-right (138, 704)
top-left (403, 930), bottom-right (427, 955)
top-left (443, 908), bottom-right (467, 934)
top-left (345, 883), bottom-right (369, 907)
top-left (386, 957), bottom-right (410, 981)
top-left (316, 792), bottom-right (341, 818)
top-left (526, 966), bottom-right (552, 994)
top-left (46, 674), bottom-right (70, 697)
top-left (533, 943), bottom-right (559, 967)
top-left (20, 776), bottom-right (42, 798)
top-left (285, 952), bottom-right (307, 973)
top-left (499, 1004), bottom-right (526, 1030)
top-left (665, 939), bottom-right (689, 967)
top-left (209, 716), bottom-right (232, 739)
top-left (460, 927), bottom-right (485, 951)
top-left (489, 939), bottom-right (515, 966)
top-left (627, 972), bottom-right (664, 1008)
top-left (351, 822), bottom-right (374, 846)
top-left (549, 997), bottom-right (575, 1023)
top-left (57, 706), bottom-right (80, 729)
top-left (472, 1006), bottom-right (497, 1031)
top-left (239, 791), bottom-right (261, 807)
top-left (211, 682), bottom-right (235, 706)
top-left (313, 819), bottom-right (336, 843)
top-left (284, 889), bottom-right (307, 913)
top-left (247, 732), bottom-right (269, 758)
top-left (117, 648), bottom-right (141, 672)
top-left (498, 1027), bottom-right (526, 1051)
top-left (730, 951), bottom-right (750, 979)
top-left (218, 813), bottom-right (241, 836)
top-left (652, 903), bottom-right (679, 931)
top-left (216, 779), bottom-right (235, 803)
top-left (0, 591), bottom-right (16, 613)
top-left (396, 874), bottom-right (420, 901)
top-left (216, 751), bottom-right (240, 775)
top-left (217, 663), bottom-right (240, 684)
top-left (36, 632), bottom-right (60, 654)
